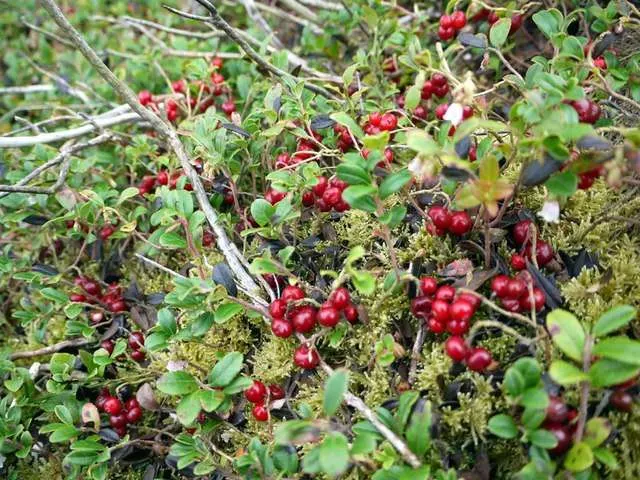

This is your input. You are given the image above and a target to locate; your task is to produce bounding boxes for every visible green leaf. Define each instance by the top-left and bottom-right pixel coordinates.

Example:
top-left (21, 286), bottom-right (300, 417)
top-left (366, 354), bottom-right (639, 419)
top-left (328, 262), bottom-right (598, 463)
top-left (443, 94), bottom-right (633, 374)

top-left (490, 18), bottom-right (511, 48)
top-left (549, 360), bottom-right (588, 386)
top-left (330, 112), bottom-right (364, 139)
top-left (532, 9), bottom-right (563, 39)
top-left (529, 429), bottom-right (559, 449)
top-left (545, 171), bottom-right (578, 197)
top-left (592, 336), bottom-right (640, 365)
top-left (323, 369), bottom-right (349, 416)
top-left (209, 352), bottom-right (244, 387)
top-left (521, 388), bottom-right (549, 410)
top-left (362, 131), bottom-right (391, 152)
top-left (351, 270), bottom-right (375, 295)
top-left (406, 130), bottom-right (438, 155)
top-left (488, 414), bottom-right (518, 439)
top-left (117, 187), bottom-right (140, 205)
top-left (513, 357), bottom-right (542, 389)
top-left (564, 442), bottom-right (594, 472)
top-left (583, 417), bottom-right (612, 448)
top-left (546, 309), bottom-right (586, 362)
top-left (341, 185), bottom-right (377, 213)
top-left (214, 302), bottom-right (244, 324)
top-left (176, 392), bottom-right (201, 425)
top-left (250, 199), bottom-right (276, 227)
top-left (351, 433), bottom-right (378, 455)
top-left (378, 205), bottom-right (407, 229)
top-left (593, 447), bottom-right (619, 470)
top-left (159, 231), bottom-right (187, 249)
top-left (157, 371), bottom-right (198, 396)
top-left (49, 424), bottom-right (79, 443)
top-left (55, 405), bottom-right (74, 425)
top-left (319, 432), bottom-right (349, 477)
top-left (589, 359), bottom-right (640, 387)
top-left (504, 368), bottom-right (525, 397)
top-left (593, 305), bottom-right (636, 337)
top-left (336, 163), bottom-right (371, 186)
top-left (522, 408), bottom-right (546, 431)
top-left (41, 288), bottom-right (69, 304)
top-left (157, 308), bottom-right (177, 335)
top-left (406, 402), bottom-right (432, 457)
top-left (379, 169), bottom-right (411, 200)
top-left (404, 84), bottom-right (421, 111)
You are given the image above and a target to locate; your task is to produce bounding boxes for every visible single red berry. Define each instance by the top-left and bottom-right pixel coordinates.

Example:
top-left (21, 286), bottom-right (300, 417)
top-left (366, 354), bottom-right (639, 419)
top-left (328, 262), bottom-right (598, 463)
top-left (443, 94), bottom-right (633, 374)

top-left (293, 345), bottom-right (320, 369)
top-left (315, 198), bottom-right (331, 212)
top-left (466, 347), bottom-right (492, 372)
top-left (520, 288), bottom-right (546, 312)
top-left (126, 407), bottom-right (143, 424)
top-left (128, 332), bottom-right (145, 351)
top-left (109, 300), bottom-right (127, 313)
top-left (511, 253), bottom-right (527, 271)
top-left (70, 293), bottom-right (87, 303)
top-left (420, 276), bottom-right (438, 296)
top-left (302, 191), bottom-right (315, 207)
top-left (211, 56), bottom-right (224, 69)
top-left (506, 278), bottom-right (526, 299)
top-left (322, 187), bottom-right (342, 207)
top-left (269, 385), bottom-right (285, 400)
top-left (103, 397), bottom-right (123, 415)
top-left (610, 389), bottom-right (634, 412)
top-left (379, 113), bottom-right (398, 131)
top-left (546, 396), bottom-right (569, 423)
top-left (439, 15), bottom-right (452, 29)
top-left (245, 380), bottom-right (268, 404)
top-left (291, 306), bottom-right (317, 333)
top-left (413, 105), bottom-right (428, 120)
top-left (271, 318), bottom-right (293, 338)
top-left (125, 398), bottom-right (139, 410)
top-left (281, 285), bottom-right (305, 303)
top-left (449, 299), bottom-right (475, 322)
top-left (131, 350), bottom-right (145, 362)
top-left (411, 296), bottom-right (433, 318)
top-left (456, 293), bottom-right (481, 310)
top-left (468, 146), bottom-right (477, 162)
top-left (546, 423), bottom-right (572, 455)
top-left (438, 26), bottom-right (455, 40)
top-left (421, 80), bottom-right (433, 99)
top-left (343, 304), bottom-right (359, 324)
top-left (594, 56), bottom-right (607, 70)
top-left (445, 336), bottom-right (468, 362)
top-left (448, 211), bottom-right (472, 235)
top-left (369, 112), bottom-right (382, 127)
top-left (428, 206), bottom-right (451, 230)
top-left (427, 317), bottom-right (446, 334)
top-left (109, 413), bottom-right (127, 428)
top-left (138, 90), bottom-right (153, 106)
top-left (451, 11), bottom-right (467, 29)
top-left (317, 305), bottom-right (340, 328)
top-left (434, 83), bottom-right (450, 98)
top-left (330, 177), bottom-right (348, 190)
top-left (510, 14), bottom-right (523, 33)
top-left (431, 73), bottom-right (447, 87)
top-left (534, 240), bottom-right (554, 266)
top-left (435, 285), bottom-right (456, 303)
top-left (447, 318), bottom-right (470, 335)
top-left (269, 299), bottom-right (287, 319)
top-left (435, 103), bottom-right (449, 120)
top-left (100, 340), bottom-right (115, 355)
top-left (312, 177), bottom-right (328, 197)
top-left (501, 297), bottom-right (522, 313)
top-left (211, 72), bottom-right (225, 84)
top-left (221, 100), bottom-right (236, 115)
top-left (96, 395), bottom-right (108, 412)
top-left (431, 299), bottom-right (450, 323)
top-left (99, 225), bottom-right (115, 240)
top-left (487, 11), bottom-right (499, 24)
top-left (512, 220), bottom-right (534, 245)
top-left (252, 404), bottom-right (269, 422)
top-left (330, 287), bottom-right (351, 310)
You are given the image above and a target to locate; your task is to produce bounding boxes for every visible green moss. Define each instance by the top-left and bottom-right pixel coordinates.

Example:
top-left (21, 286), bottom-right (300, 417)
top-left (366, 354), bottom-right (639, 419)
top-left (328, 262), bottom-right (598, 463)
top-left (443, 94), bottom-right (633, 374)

top-left (251, 336), bottom-right (296, 384)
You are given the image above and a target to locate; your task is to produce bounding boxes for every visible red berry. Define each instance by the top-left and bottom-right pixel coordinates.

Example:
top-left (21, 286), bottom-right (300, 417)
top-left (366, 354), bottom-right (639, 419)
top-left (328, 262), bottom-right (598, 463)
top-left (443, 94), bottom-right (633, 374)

top-left (221, 100), bottom-right (236, 115)
top-left (421, 81), bottom-right (433, 99)
top-left (431, 74), bottom-right (447, 87)
top-left (578, 173), bottom-right (595, 190)
top-left (281, 285), bottom-right (305, 303)
top-left (488, 12), bottom-right (499, 24)
top-left (466, 347), bottom-right (492, 372)
top-left (594, 56), bottom-right (607, 70)
top-left (445, 336), bottom-right (468, 362)
top-left (546, 396), bottom-right (569, 423)
top-left (379, 113), bottom-right (398, 131)
top-left (369, 112), bottom-right (382, 127)
top-left (451, 11), bottom-right (467, 29)
top-left (269, 299), bottom-right (287, 319)
top-left (449, 299), bottom-right (475, 322)
top-left (70, 293), bottom-right (87, 303)
top-left (131, 350), bottom-right (145, 362)
top-left (431, 299), bottom-right (450, 323)
top-left (293, 345), bottom-right (320, 369)
top-left (271, 318), bottom-right (293, 338)
top-left (511, 253), bottom-right (527, 271)
top-left (109, 300), bottom-right (127, 313)
top-left (330, 287), bottom-right (351, 310)
top-left (245, 380), bottom-right (268, 404)
top-left (100, 340), bottom-right (115, 355)
top-left (211, 56), bottom-right (224, 69)
top-left (435, 103), bottom-right (448, 120)
top-left (312, 177), bottom-right (328, 197)
top-left (456, 293), bottom-right (481, 310)
top-left (126, 407), bottom-right (143, 424)
top-left (291, 306), bottom-right (317, 333)
top-left (420, 276), bottom-right (438, 296)
top-left (462, 105), bottom-right (474, 120)
top-left (610, 389), bottom-right (634, 412)
top-left (468, 146), bottom-right (477, 161)
top-left (439, 15), bottom-right (452, 29)
top-left (128, 332), bottom-right (145, 351)
top-left (125, 398), bottom-right (139, 410)
top-left (534, 240), bottom-right (554, 266)
top-left (211, 72), bottom-right (225, 84)
top-left (322, 187), bottom-right (342, 207)
top-left (435, 285), bottom-right (456, 303)
top-left (427, 317), bottom-right (446, 334)
top-left (302, 191), bottom-right (315, 206)
top-left (343, 304), bottom-right (359, 324)
top-left (448, 211), bottom-right (472, 235)
top-left (411, 296), bottom-right (433, 318)
top-left (269, 385), bottom-right (285, 400)
top-left (434, 83), bottom-right (450, 98)
top-left (252, 404), bottom-right (269, 421)
top-left (506, 279), bottom-right (526, 299)
top-left (512, 220), bottom-right (534, 245)
top-left (103, 397), bottom-right (123, 415)
top-left (428, 206), bottom-right (451, 230)
top-left (502, 297), bottom-right (522, 313)
top-left (138, 90), bottom-right (153, 106)
top-left (510, 14), bottom-right (523, 33)
top-left (109, 413), bottom-right (127, 428)
top-left (438, 26), bottom-right (455, 41)
top-left (99, 225), bottom-right (115, 240)
top-left (315, 198), bottom-right (331, 212)
top-left (96, 395), bottom-right (108, 412)
top-left (546, 423), bottom-right (572, 455)
top-left (520, 288), bottom-right (546, 312)
top-left (447, 318), bottom-right (470, 335)
top-left (491, 275), bottom-right (511, 297)
top-left (317, 305), bottom-right (340, 328)
top-left (413, 105), bottom-right (428, 120)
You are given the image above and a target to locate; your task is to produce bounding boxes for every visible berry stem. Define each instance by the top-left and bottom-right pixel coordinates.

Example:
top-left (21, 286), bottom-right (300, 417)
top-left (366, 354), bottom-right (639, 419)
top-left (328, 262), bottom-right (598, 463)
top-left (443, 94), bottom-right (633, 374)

top-left (457, 288), bottom-right (540, 330)
top-left (575, 334), bottom-right (593, 443)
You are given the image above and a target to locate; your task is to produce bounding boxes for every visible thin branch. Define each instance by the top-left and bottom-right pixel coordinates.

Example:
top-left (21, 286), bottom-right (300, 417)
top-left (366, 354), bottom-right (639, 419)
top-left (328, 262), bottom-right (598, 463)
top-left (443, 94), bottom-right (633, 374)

top-left (10, 338), bottom-right (91, 360)
top-left (408, 324), bottom-right (425, 385)
top-left (238, 0), bottom-right (285, 49)
top-left (134, 253), bottom-right (188, 280)
top-left (39, 0), bottom-right (262, 299)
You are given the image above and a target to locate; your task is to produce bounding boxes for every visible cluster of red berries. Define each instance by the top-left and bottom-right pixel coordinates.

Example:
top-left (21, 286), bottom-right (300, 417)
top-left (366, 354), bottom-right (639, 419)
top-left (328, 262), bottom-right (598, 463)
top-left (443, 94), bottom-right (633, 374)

top-left (301, 176), bottom-right (350, 212)
top-left (244, 380), bottom-right (285, 422)
top-left (569, 99), bottom-right (601, 124)
top-left (543, 395), bottom-right (577, 455)
top-left (444, 336), bottom-right (493, 372)
top-left (269, 285), bottom-right (359, 339)
top-left (438, 11), bottom-right (466, 41)
top-left (363, 111), bottom-right (398, 135)
top-left (491, 273), bottom-right (546, 313)
top-left (137, 169), bottom-right (193, 195)
top-left (71, 276), bottom-right (128, 313)
top-left (412, 278), bottom-right (481, 336)
top-left (362, 147), bottom-right (395, 170)
top-left (426, 206), bottom-right (473, 236)
top-left (95, 390), bottom-right (143, 438)
top-left (511, 220), bottom-right (555, 267)
top-left (99, 331), bottom-right (146, 363)
top-left (274, 133), bottom-right (323, 169)
top-left (422, 73), bottom-right (450, 100)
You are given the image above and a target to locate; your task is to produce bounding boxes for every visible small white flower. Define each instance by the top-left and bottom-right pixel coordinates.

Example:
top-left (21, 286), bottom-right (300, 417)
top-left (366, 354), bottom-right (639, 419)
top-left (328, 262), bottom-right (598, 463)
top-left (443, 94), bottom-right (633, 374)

top-left (166, 360), bottom-right (187, 372)
top-left (443, 102), bottom-right (464, 126)
top-left (538, 200), bottom-right (560, 223)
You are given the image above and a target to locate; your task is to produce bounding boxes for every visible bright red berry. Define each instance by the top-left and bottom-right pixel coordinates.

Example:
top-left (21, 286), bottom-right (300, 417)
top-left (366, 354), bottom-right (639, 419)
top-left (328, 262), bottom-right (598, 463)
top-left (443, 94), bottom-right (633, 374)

top-left (281, 285), bottom-right (305, 303)
top-left (439, 15), bottom-right (453, 29)
top-left (466, 347), bottom-right (492, 372)
top-left (70, 293), bottom-right (87, 303)
top-left (293, 345), bottom-right (320, 369)
top-left (428, 206), bottom-right (451, 230)
top-left (312, 177), bottom-right (328, 197)
top-left (447, 318), bottom-right (470, 335)
top-left (221, 100), bottom-right (236, 115)
top-left (103, 397), bottom-right (123, 415)
top-left (435, 285), bottom-right (456, 303)
top-left (445, 336), bottom-right (468, 362)
top-left (420, 277), bottom-right (438, 296)
top-left (252, 404), bottom-right (269, 421)
top-left (269, 299), bottom-right (287, 319)
top-left (330, 287), bottom-right (351, 310)
top-left (245, 381), bottom-right (268, 404)
top-left (451, 11), bottom-right (467, 29)
top-left (379, 113), bottom-right (398, 131)
top-left (322, 187), bottom-right (342, 207)
top-left (271, 318), bottom-right (293, 338)
top-left (435, 103), bottom-right (449, 120)
top-left (448, 211), bottom-right (472, 235)
top-left (456, 293), bottom-right (481, 310)
top-left (138, 90), bottom-right (152, 106)
top-left (427, 317), bottom-right (446, 334)
top-left (520, 288), bottom-right (546, 312)
top-left (99, 225), bottom-right (115, 240)
top-left (431, 299), bottom-right (450, 323)
top-left (126, 407), bottom-right (143, 424)
top-left (317, 305), bottom-right (340, 328)
top-left (506, 278), bottom-right (526, 299)
top-left (125, 398), bottom-right (139, 410)
top-left (502, 297), bottom-right (522, 313)
top-left (449, 299), bottom-right (475, 322)
top-left (343, 304), bottom-right (359, 324)
top-left (511, 253), bottom-right (527, 271)
top-left (291, 306), bottom-right (317, 333)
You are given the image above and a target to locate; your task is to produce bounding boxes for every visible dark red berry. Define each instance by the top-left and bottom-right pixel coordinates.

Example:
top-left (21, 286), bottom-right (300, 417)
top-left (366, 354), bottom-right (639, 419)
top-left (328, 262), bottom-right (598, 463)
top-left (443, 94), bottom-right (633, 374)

top-left (511, 253), bottom-right (527, 271)
top-left (411, 296), bottom-right (433, 318)
top-left (546, 396), bottom-right (569, 423)
top-left (126, 407), bottom-right (143, 424)
top-left (343, 304), bottom-right (359, 324)
top-left (269, 299), bottom-right (287, 319)
top-left (466, 347), bottom-right (492, 372)
top-left (245, 380), bottom-right (268, 404)
top-left (99, 225), bottom-right (115, 240)
top-left (534, 240), bottom-right (554, 266)
top-left (428, 206), bottom-right (451, 230)
top-left (291, 306), bottom-right (317, 333)
top-left (125, 398), bottom-right (139, 410)
top-left (520, 288), bottom-right (546, 312)
top-left (322, 187), bottom-right (342, 207)
top-left (128, 332), bottom-right (145, 350)
top-left (317, 305), bottom-right (340, 328)
top-left (100, 340), bottom-right (115, 355)
top-left (448, 211), bottom-right (472, 235)
top-left (449, 299), bottom-right (475, 322)
top-left (501, 297), bottom-right (522, 313)
top-left (546, 423), bottom-right (572, 455)
top-left (103, 397), bottom-right (123, 415)
top-left (435, 285), bottom-right (456, 303)
top-left (70, 293), bottom-right (87, 303)
top-left (302, 191), bottom-right (315, 206)
top-left (82, 280), bottom-right (101, 296)
top-left (445, 336), bottom-right (468, 362)
top-left (252, 404), bottom-right (269, 421)
top-left (330, 287), bottom-right (350, 310)
top-left (610, 390), bottom-right (634, 412)
top-left (510, 14), bottom-right (523, 33)
top-left (109, 413), bottom-right (127, 428)
top-left (281, 285), bottom-right (305, 303)
top-left (491, 275), bottom-right (511, 298)
top-left (512, 220), bottom-right (534, 245)
top-left (131, 350), bottom-right (145, 362)
top-left (271, 318), bottom-right (293, 338)
top-left (294, 345), bottom-right (320, 369)
top-left (269, 385), bottom-right (285, 400)
top-left (506, 279), bottom-right (526, 299)
top-left (435, 103), bottom-right (449, 120)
